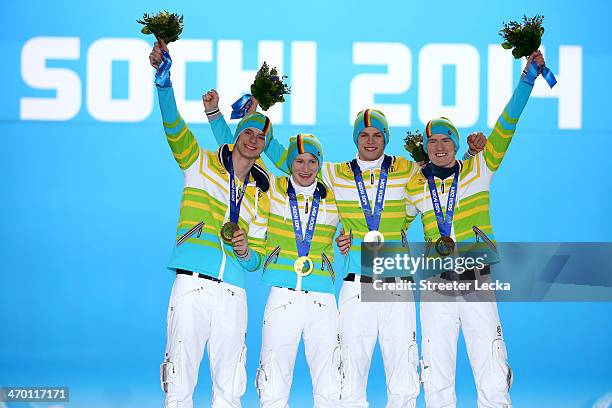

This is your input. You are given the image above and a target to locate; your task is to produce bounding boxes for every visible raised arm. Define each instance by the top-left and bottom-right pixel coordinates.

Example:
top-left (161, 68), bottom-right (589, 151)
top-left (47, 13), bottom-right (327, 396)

top-left (264, 134), bottom-right (291, 175)
top-left (151, 42), bottom-right (199, 170)
top-left (203, 89), bottom-right (234, 146)
top-left (484, 51), bottom-right (544, 173)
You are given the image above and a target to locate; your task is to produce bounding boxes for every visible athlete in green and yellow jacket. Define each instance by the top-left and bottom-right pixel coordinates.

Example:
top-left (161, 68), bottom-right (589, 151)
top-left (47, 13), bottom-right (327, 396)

top-left (205, 89), bottom-right (428, 406)
top-left (410, 51), bottom-right (547, 408)
top-left (151, 42), bottom-right (271, 408)
top-left (204, 88), bottom-right (343, 406)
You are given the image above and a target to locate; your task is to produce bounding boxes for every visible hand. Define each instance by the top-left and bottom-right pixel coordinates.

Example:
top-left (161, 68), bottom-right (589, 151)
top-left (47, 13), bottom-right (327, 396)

top-left (467, 132), bottom-right (487, 155)
top-left (149, 41), bottom-right (169, 69)
top-left (526, 50), bottom-right (545, 71)
top-left (232, 229), bottom-right (249, 257)
top-left (203, 89), bottom-right (220, 112)
top-left (521, 50), bottom-right (546, 85)
top-left (247, 96), bottom-right (259, 114)
top-left (336, 227), bottom-right (351, 255)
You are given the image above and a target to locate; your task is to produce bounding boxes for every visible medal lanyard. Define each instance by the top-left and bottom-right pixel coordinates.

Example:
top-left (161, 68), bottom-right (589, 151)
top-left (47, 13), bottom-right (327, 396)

top-left (425, 166), bottom-right (459, 237)
top-left (287, 179), bottom-right (321, 257)
top-left (230, 94), bottom-right (254, 119)
top-left (350, 156), bottom-right (391, 232)
top-left (228, 154), bottom-right (249, 224)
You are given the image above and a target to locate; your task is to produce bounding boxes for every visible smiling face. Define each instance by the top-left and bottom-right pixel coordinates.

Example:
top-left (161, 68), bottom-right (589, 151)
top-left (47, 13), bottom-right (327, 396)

top-left (357, 127), bottom-right (385, 161)
top-left (234, 128), bottom-right (266, 160)
top-left (291, 153), bottom-right (319, 187)
top-left (427, 134), bottom-right (457, 167)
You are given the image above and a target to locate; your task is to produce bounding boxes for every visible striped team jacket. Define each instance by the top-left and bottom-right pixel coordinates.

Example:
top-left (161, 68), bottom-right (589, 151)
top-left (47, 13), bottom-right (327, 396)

top-left (262, 176), bottom-right (339, 293)
top-left (320, 157), bottom-right (419, 277)
top-left (209, 116), bottom-right (340, 292)
top-left (209, 115), bottom-right (420, 278)
top-left (405, 80), bottom-right (535, 262)
top-left (157, 87), bottom-right (270, 288)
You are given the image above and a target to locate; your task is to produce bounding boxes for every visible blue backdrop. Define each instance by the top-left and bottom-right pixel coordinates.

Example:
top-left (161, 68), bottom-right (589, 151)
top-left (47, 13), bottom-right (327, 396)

top-left (1, 0), bottom-right (611, 407)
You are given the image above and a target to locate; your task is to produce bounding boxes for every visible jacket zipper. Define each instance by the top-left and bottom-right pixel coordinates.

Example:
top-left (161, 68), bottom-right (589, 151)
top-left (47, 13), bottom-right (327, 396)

top-left (176, 221), bottom-right (204, 247)
top-left (262, 246), bottom-right (281, 271)
top-left (473, 226), bottom-right (497, 251)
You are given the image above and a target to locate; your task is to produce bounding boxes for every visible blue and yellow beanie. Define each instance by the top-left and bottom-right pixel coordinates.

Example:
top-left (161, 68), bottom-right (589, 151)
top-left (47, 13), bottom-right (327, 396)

top-left (352, 109), bottom-right (390, 147)
top-left (234, 112), bottom-right (273, 146)
top-left (423, 117), bottom-right (460, 152)
top-left (286, 133), bottom-right (323, 173)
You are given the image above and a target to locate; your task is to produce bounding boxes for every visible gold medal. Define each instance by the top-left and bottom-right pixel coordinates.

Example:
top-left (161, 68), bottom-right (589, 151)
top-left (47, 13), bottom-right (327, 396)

top-left (435, 236), bottom-right (455, 256)
top-left (220, 222), bottom-right (240, 243)
top-left (294, 256), bottom-right (314, 277)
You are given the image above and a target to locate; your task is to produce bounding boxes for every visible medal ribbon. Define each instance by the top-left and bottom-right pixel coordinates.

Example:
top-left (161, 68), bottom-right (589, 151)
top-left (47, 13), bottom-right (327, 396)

top-left (425, 165), bottom-right (459, 238)
top-left (287, 179), bottom-right (321, 257)
top-left (524, 59), bottom-right (557, 88)
top-left (228, 154), bottom-right (249, 224)
top-left (350, 155), bottom-right (391, 232)
top-left (230, 94), bottom-right (254, 119)
top-left (154, 51), bottom-right (172, 88)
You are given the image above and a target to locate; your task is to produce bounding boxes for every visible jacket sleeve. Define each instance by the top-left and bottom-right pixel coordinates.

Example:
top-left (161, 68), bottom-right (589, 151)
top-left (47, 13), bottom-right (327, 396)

top-left (209, 115), bottom-right (235, 146)
top-left (404, 183), bottom-right (421, 226)
top-left (265, 135), bottom-right (291, 176)
top-left (462, 150), bottom-right (475, 161)
top-left (157, 86), bottom-right (200, 170)
top-left (484, 79), bottom-right (534, 173)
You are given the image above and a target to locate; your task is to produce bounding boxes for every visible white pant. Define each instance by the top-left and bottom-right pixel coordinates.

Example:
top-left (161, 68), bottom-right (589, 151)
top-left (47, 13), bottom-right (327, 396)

top-left (338, 280), bottom-right (420, 408)
top-left (256, 287), bottom-right (341, 408)
top-left (420, 294), bottom-right (512, 408)
top-left (161, 274), bottom-right (248, 408)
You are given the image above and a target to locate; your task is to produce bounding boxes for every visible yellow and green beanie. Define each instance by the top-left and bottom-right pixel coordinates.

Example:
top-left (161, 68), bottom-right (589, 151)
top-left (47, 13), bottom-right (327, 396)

top-left (286, 133), bottom-right (323, 173)
top-left (424, 117), bottom-right (460, 152)
top-left (234, 112), bottom-right (273, 146)
top-left (352, 109), bottom-right (390, 147)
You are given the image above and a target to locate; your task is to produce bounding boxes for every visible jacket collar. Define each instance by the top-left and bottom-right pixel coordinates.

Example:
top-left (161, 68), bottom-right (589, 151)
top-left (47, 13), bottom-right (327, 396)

top-left (349, 154), bottom-right (395, 174)
top-left (217, 144), bottom-right (270, 193)
top-left (284, 177), bottom-right (328, 199)
top-left (420, 160), bottom-right (463, 180)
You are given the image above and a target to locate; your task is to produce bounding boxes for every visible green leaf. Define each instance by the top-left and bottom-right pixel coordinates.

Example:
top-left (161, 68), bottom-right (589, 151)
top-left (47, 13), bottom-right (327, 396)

top-left (137, 11), bottom-right (184, 43)
top-left (499, 14), bottom-right (545, 59)
top-left (250, 61), bottom-right (291, 111)
top-left (403, 131), bottom-right (428, 163)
